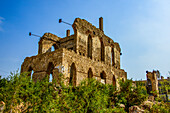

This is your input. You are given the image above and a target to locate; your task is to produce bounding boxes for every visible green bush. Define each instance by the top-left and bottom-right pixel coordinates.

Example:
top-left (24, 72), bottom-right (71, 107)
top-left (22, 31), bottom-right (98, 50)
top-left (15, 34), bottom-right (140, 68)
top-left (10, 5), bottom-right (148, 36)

top-left (159, 78), bottom-right (170, 102)
top-left (0, 72), bottom-right (59, 112)
top-left (58, 79), bottom-right (113, 112)
top-left (150, 102), bottom-right (170, 113)
top-left (111, 79), bottom-right (148, 111)
top-left (1, 72), bottom-right (168, 112)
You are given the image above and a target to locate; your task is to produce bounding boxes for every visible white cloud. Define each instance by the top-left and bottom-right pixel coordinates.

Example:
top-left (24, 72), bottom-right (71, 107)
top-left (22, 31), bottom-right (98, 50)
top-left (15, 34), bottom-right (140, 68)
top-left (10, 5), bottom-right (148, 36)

top-left (0, 16), bottom-right (5, 31)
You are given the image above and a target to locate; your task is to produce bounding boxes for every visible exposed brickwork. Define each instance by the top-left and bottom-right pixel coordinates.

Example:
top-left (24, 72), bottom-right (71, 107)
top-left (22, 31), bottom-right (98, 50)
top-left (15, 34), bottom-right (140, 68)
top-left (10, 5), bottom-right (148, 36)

top-left (21, 18), bottom-right (127, 88)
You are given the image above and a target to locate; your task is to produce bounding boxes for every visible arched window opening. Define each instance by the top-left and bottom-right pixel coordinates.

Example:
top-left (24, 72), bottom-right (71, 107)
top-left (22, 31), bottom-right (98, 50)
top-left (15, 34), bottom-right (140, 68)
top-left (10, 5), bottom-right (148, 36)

top-left (51, 44), bottom-right (58, 52)
top-left (28, 67), bottom-right (34, 79)
top-left (51, 46), bottom-right (55, 52)
top-left (100, 71), bottom-right (106, 84)
top-left (88, 68), bottom-right (93, 79)
top-left (87, 35), bottom-right (92, 59)
top-left (69, 63), bottom-right (76, 86)
top-left (47, 62), bottom-right (54, 82)
top-left (147, 79), bottom-right (152, 95)
top-left (49, 74), bottom-right (53, 82)
top-left (101, 40), bottom-right (105, 62)
top-left (113, 75), bottom-right (116, 86)
top-left (30, 70), bottom-right (34, 80)
top-left (122, 78), bottom-right (125, 82)
top-left (111, 48), bottom-right (115, 66)
top-left (147, 79), bottom-right (152, 85)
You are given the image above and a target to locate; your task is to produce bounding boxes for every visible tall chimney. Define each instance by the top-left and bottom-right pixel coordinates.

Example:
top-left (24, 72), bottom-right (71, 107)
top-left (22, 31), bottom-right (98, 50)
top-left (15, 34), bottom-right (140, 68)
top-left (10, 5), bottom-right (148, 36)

top-left (66, 29), bottom-right (70, 37)
top-left (99, 17), bottom-right (103, 31)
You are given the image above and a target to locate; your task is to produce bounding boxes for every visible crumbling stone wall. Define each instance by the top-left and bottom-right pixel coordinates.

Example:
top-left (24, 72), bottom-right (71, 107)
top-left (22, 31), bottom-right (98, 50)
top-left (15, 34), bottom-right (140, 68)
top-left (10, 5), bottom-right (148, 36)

top-left (21, 17), bottom-right (127, 89)
top-left (146, 71), bottom-right (159, 97)
top-left (21, 48), bottom-right (126, 86)
top-left (72, 18), bottom-right (121, 68)
top-left (38, 33), bottom-right (61, 54)
top-left (59, 35), bottom-right (75, 50)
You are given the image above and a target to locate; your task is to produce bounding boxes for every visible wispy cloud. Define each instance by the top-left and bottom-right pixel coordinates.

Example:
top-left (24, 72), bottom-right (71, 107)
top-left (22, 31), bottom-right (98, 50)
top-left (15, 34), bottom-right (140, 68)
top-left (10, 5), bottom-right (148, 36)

top-left (0, 16), bottom-right (5, 31)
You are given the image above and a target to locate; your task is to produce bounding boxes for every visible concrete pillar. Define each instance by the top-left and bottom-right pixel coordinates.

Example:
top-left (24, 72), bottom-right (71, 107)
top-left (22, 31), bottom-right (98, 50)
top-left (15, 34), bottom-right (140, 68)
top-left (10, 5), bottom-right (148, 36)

top-left (66, 30), bottom-right (70, 37)
top-left (99, 17), bottom-right (103, 31)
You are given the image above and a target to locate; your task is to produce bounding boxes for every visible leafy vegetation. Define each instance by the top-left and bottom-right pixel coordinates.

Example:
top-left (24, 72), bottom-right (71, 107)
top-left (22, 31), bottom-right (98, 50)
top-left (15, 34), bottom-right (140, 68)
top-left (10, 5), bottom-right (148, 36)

top-left (0, 72), bottom-right (169, 112)
top-left (150, 102), bottom-right (170, 113)
top-left (158, 78), bottom-right (170, 102)
top-left (111, 79), bottom-right (148, 111)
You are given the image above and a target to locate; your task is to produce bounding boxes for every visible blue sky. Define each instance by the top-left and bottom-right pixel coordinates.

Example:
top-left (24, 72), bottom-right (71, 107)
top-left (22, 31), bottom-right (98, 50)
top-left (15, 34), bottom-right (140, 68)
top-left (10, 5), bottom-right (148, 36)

top-left (0, 0), bottom-right (170, 80)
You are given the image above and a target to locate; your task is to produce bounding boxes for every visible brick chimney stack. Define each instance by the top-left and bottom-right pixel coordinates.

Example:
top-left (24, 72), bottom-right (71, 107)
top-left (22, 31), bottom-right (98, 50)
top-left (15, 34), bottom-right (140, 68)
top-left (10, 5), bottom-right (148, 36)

top-left (66, 30), bottom-right (70, 37)
top-left (99, 17), bottom-right (103, 31)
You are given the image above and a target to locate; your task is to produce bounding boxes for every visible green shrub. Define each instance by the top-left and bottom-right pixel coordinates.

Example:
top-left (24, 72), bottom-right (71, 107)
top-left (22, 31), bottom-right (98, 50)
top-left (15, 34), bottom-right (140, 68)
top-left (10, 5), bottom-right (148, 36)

top-left (112, 79), bottom-right (148, 112)
top-left (150, 102), bottom-right (170, 113)
top-left (0, 72), bottom-right (59, 112)
top-left (0, 72), bottom-right (153, 112)
top-left (60, 79), bottom-right (113, 112)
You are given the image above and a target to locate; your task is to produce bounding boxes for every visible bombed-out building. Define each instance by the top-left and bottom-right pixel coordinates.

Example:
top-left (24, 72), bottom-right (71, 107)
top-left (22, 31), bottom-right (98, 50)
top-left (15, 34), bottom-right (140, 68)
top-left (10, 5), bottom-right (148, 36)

top-left (21, 17), bottom-right (127, 88)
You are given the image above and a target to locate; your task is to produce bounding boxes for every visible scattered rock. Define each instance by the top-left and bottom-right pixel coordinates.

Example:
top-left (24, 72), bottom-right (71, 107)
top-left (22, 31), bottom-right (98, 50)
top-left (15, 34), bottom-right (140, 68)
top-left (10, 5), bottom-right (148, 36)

top-left (141, 100), bottom-right (153, 110)
top-left (0, 101), bottom-right (5, 113)
top-left (129, 105), bottom-right (145, 113)
top-left (118, 103), bottom-right (125, 108)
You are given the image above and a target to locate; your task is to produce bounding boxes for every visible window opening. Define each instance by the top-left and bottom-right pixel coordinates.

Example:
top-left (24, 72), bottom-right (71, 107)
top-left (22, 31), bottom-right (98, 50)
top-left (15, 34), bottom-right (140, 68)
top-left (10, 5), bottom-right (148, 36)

top-left (101, 41), bottom-right (105, 62)
top-left (100, 71), bottom-right (106, 84)
top-left (87, 35), bottom-right (92, 59)
top-left (69, 63), bottom-right (76, 86)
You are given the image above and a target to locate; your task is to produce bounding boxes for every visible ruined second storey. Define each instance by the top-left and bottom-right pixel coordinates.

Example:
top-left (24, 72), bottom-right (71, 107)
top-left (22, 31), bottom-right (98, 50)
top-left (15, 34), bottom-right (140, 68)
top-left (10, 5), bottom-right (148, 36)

top-left (38, 17), bottom-right (121, 69)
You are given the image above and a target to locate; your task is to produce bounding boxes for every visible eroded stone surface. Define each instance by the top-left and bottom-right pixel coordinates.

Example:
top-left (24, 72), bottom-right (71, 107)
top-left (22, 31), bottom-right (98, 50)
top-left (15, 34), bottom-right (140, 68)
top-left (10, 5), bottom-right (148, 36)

top-left (21, 18), bottom-right (127, 88)
top-left (146, 71), bottom-right (159, 97)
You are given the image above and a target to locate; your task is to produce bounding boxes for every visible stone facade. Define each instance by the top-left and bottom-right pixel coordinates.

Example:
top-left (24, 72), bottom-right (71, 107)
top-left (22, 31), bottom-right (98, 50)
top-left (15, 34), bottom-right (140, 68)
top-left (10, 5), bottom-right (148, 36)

top-left (21, 17), bottom-right (127, 88)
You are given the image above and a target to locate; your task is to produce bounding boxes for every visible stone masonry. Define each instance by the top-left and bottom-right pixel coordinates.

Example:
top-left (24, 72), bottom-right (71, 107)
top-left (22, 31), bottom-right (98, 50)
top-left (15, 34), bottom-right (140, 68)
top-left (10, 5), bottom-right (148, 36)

top-left (146, 71), bottom-right (159, 97)
top-left (21, 17), bottom-right (127, 88)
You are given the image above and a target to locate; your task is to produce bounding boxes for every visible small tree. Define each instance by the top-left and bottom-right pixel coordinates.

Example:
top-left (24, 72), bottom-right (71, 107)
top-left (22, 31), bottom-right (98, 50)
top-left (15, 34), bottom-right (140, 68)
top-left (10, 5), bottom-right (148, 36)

top-left (112, 79), bottom-right (148, 112)
top-left (0, 72), bottom-right (59, 112)
top-left (159, 76), bottom-right (170, 102)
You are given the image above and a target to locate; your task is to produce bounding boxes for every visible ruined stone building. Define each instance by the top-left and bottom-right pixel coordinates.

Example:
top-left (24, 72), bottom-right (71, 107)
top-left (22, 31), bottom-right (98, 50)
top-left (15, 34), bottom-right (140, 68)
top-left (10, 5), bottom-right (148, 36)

top-left (146, 71), bottom-right (159, 97)
top-left (133, 70), bottom-right (170, 100)
top-left (146, 71), bottom-right (170, 97)
top-left (21, 17), bottom-right (127, 88)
